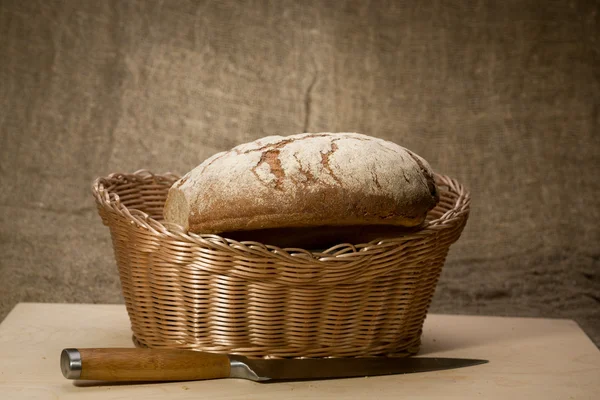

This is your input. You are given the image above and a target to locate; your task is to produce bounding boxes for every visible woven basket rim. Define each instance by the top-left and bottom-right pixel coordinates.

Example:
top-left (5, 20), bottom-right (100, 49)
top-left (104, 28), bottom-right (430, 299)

top-left (92, 169), bottom-right (470, 260)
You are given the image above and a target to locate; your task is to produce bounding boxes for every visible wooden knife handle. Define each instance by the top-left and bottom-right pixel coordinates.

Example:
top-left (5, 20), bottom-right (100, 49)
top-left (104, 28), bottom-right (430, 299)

top-left (61, 348), bottom-right (231, 381)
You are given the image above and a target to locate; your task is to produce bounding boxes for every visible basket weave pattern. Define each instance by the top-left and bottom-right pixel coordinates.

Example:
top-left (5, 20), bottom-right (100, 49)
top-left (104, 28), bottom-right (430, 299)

top-left (93, 170), bottom-right (470, 358)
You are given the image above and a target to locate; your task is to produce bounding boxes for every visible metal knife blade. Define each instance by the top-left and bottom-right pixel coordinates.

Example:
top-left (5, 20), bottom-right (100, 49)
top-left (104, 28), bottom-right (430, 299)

top-left (61, 348), bottom-right (487, 383)
top-left (232, 355), bottom-right (488, 382)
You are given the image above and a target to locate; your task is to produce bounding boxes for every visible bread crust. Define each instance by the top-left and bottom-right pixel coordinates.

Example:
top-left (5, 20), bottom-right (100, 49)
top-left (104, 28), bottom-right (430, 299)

top-left (164, 132), bottom-right (439, 235)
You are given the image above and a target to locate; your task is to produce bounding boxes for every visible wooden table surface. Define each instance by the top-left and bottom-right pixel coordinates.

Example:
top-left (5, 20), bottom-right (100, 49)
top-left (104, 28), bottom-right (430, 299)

top-left (0, 303), bottom-right (598, 399)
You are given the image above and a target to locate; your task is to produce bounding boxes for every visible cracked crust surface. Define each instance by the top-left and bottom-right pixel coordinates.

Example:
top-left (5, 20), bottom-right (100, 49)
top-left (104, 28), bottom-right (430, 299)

top-left (164, 132), bottom-right (439, 237)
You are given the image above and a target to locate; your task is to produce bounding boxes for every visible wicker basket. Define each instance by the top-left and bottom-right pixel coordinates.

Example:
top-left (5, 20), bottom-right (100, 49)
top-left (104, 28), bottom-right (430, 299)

top-left (92, 170), bottom-right (470, 358)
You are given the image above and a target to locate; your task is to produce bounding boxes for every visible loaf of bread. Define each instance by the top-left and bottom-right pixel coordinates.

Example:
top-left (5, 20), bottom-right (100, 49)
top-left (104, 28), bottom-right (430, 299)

top-left (164, 132), bottom-right (439, 247)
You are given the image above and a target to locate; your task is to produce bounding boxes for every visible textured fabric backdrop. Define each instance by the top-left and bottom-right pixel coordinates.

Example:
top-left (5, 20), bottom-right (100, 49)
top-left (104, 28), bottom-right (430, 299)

top-left (1, 0), bottom-right (598, 345)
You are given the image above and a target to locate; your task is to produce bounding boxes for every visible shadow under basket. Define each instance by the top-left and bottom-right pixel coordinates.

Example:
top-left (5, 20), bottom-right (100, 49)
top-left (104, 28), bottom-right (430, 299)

top-left (93, 170), bottom-right (470, 359)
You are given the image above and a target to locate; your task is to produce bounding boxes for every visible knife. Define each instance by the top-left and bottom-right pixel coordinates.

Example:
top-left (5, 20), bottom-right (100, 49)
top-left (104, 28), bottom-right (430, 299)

top-left (60, 348), bottom-right (487, 382)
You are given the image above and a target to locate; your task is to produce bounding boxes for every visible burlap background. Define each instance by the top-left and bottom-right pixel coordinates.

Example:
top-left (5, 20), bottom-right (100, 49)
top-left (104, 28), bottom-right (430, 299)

top-left (1, 1), bottom-right (598, 345)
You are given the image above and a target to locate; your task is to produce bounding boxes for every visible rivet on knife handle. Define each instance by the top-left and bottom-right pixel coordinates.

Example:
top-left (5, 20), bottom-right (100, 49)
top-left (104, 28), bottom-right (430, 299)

top-left (60, 348), bottom-right (231, 381)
